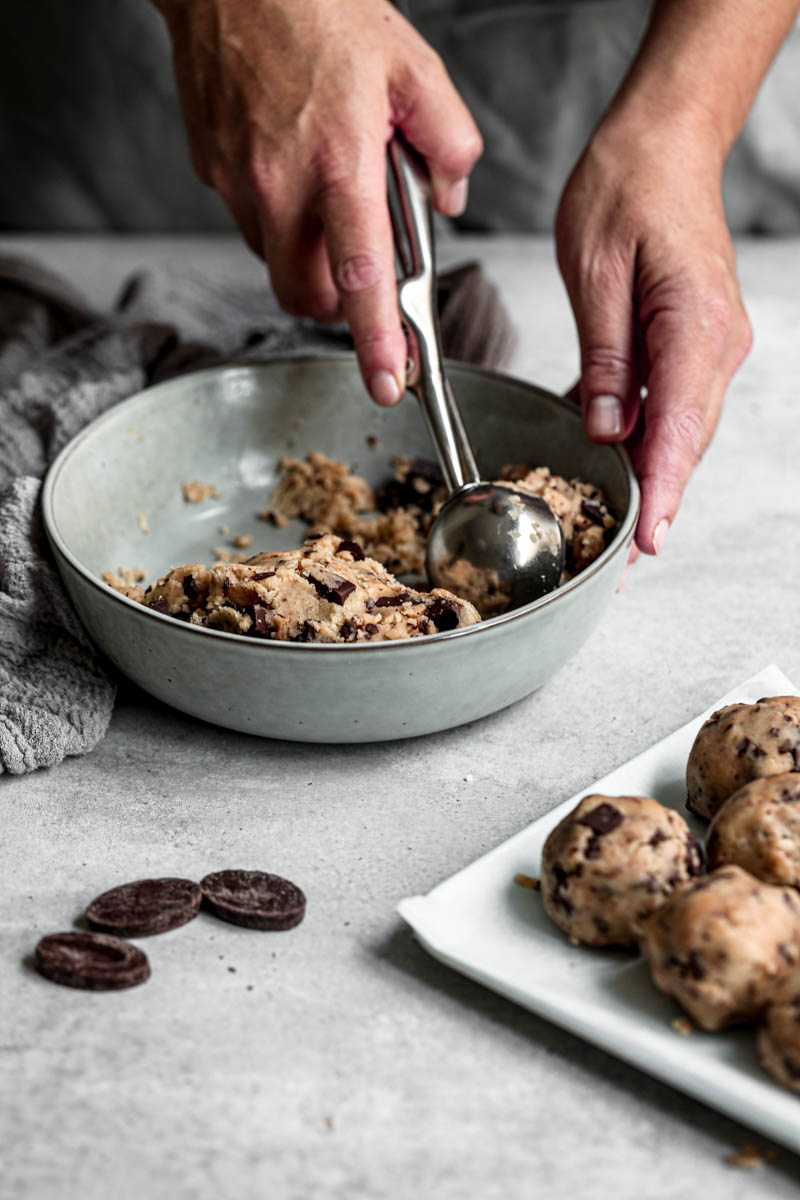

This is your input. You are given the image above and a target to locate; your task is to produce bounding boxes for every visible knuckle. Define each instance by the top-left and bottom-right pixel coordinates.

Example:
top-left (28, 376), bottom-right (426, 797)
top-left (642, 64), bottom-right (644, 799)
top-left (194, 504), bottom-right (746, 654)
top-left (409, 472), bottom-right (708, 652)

top-left (335, 252), bottom-right (382, 296)
top-left (650, 405), bottom-right (708, 465)
top-left (581, 344), bottom-right (633, 389)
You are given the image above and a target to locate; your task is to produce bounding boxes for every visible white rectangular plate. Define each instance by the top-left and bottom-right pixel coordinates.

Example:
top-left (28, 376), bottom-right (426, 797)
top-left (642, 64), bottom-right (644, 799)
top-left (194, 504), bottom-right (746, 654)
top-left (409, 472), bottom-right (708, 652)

top-left (398, 665), bottom-right (800, 1152)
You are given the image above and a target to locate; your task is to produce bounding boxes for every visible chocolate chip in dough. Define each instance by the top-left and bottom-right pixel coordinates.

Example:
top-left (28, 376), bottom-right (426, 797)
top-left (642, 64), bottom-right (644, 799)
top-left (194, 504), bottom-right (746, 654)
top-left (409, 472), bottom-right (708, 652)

top-left (86, 877), bottom-right (202, 937)
top-left (35, 931), bottom-right (150, 991)
top-left (147, 596), bottom-right (170, 614)
top-left (576, 803), bottom-right (623, 834)
top-left (307, 574), bottom-right (356, 606)
top-left (336, 540), bottom-right (365, 561)
top-left (427, 596), bottom-right (461, 631)
top-left (200, 870), bottom-right (306, 931)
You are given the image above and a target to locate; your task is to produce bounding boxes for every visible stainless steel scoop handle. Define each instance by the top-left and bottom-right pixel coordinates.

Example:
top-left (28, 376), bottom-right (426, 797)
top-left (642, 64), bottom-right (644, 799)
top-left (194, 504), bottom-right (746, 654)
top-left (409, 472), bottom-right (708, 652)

top-left (387, 137), bottom-right (480, 494)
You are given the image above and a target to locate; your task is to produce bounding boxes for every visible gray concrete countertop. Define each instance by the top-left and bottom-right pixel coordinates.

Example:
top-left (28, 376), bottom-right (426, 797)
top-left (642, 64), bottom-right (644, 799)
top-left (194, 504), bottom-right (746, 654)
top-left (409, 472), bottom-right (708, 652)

top-left (2, 234), bottom-right (799, 1200)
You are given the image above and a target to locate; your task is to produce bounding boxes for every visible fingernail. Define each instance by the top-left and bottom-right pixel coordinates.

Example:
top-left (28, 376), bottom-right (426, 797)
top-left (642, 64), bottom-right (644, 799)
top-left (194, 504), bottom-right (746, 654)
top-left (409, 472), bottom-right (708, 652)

top-left (440, 178), bottom-right (469, 217)
top-left (369, 369), bottom-right (401, 407)
top-left (653, 518), bottom-right (669, 554)
top-left (586, 394), bottom-right (623, 438)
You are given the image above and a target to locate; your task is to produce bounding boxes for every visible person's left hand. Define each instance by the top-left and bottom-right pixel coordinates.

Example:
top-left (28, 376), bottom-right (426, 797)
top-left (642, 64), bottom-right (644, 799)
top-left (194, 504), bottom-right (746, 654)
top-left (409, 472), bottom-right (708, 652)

top-left (555, 114), bottom-right (752, 557)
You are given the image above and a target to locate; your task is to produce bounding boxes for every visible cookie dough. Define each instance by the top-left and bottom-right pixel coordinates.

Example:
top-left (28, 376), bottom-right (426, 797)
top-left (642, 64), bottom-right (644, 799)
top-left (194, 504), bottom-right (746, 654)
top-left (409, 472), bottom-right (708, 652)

top-left (265, 453), bottom-right (618, 588)
top-left (706, 773), bottom-right (800, 885)
top-left (540, 794), bottom-right (704, 947)
top-left (109, 532), bottom-right (480, 643)
top-left (639, 865), bottom-right (800, 1031)
top-left (686, 697), bottom-right (800, 821)
top-left (757, 969), bottom-right (800, 1092)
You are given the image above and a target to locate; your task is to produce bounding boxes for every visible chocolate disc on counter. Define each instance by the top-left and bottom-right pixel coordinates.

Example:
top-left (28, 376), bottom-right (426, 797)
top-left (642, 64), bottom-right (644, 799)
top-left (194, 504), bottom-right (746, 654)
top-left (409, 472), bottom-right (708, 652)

top-left (35, 931), bottom-right (150, 991)
top-left (200, 869), bottom-right (306, 930)
top-left (86, 877), bottom-right (202, 937)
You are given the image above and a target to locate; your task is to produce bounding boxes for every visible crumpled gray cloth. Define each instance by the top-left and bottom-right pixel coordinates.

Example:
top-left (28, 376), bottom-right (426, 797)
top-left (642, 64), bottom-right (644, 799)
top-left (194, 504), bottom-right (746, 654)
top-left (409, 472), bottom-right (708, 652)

top-left (0, 254), bottom-right (513, 774)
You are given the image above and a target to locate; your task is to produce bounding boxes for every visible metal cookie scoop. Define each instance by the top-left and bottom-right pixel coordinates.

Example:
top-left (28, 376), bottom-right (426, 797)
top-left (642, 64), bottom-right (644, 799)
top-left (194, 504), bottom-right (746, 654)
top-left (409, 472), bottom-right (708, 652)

top-left (387, 137), bottom-right (565, 616)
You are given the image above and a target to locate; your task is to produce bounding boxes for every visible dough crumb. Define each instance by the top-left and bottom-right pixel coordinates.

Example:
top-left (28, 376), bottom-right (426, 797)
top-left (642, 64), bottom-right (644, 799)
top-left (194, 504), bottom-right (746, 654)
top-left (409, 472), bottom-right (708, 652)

top-left (219, 524), bottom-right (230, 535)
top-left (366, 435), bottom-right (379, 449)
top-left (725, 1143), bottom-right (777, 1170)
top-left (233, 533), bottom-right (253, 548)
top-left (670, 1017), bottom-right (694, 1036)
top-left (213, 546), bottom-right (232, 564)
top-left (137, 510), bottom-right (149, 535)
top-left (513, 873), bottom-right (540, 891)
top-left (183, 481), bottom-right (222, 503)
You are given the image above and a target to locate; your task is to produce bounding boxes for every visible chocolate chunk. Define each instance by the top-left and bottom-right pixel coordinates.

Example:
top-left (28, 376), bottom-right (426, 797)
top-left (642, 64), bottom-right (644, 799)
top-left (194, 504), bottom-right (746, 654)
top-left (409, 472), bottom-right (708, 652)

top-left (35, 931), bottom-right (150, 991)
top-left (577, 803), bottom-right (623, 835)
top-left (736, 737), bottom-right (751, 756)
top-left (550, 866), bottom-right (574, 915)
top-left (687, 951), bottom-right (706, 980)
top-left (375, 592), bottom-right (415, 608)
top-left (290, 621), bottom-right (317, 643)
top-left (307, 574), bottom-right (356, 606)
top-left (253, 570), bottom-right (276, 581)
top-left (779, 942), bottom-right (796, 965)
top-left (337, 540), bottom-right (365, 562)
top-left (685, 832), bottom-right (705, 876)
top-left (593, 916), bottom-right (610, 934)
top-left (200, 869), bottom-right (306, 931)
top-left (147, 596), bottom-right (170, 615)
top-left (649, 829), bottom-right (667, 848)
top-left (580, 500), bottom-right (606, 525)
top-left (364, 623), bottom-right (378, 636)
top-left (251, 604), bottom-right (273, 637)
top-left (183, 574), bottom-right (199, 602)
top-left (340, 621), bottom-right (357, 642)
top-left (222, 577), bottom-right (230, 594)
top-left (407, 458), bottom-right (444, 488)
top-left (752, 745), bottom-right (766, 758)
top-left (86, 877), bottom-right (202, 937)
top-left (306, 532), bottom-right (324, 541)
top-left (427, 596), bottom-right (461, 632)
top-left (171, 611), bottom-right (191, 622)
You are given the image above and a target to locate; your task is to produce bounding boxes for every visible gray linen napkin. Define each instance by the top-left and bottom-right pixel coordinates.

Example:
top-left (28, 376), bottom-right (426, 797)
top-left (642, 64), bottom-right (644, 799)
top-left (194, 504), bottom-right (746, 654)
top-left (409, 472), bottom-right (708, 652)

top-left (0, 255), bottom-right (513, 774)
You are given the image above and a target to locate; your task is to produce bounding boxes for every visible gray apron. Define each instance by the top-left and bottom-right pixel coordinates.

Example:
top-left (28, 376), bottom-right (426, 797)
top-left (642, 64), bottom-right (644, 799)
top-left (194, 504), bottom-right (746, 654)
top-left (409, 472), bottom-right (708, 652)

top-left (1, 0), bottom-right (799, 233)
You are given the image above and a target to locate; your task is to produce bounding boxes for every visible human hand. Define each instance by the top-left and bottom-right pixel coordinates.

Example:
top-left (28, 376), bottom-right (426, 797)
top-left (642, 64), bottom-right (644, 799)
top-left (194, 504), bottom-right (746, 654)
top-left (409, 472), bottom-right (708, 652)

top-left (555, 117), bottom-right (752, 556)
top-left (154, 0), bottom-right (482, 406)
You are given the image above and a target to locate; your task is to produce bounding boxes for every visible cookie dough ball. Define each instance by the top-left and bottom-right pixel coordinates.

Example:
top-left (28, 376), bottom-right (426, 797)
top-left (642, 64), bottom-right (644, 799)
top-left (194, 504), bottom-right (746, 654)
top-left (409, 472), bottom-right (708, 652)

top-left (540, 794), bottom-right (704, 948)
top-left (706, 774), bottom-right (800, 885)
top-left (758, 996), bottom-right (800, 1093)
top-left (686, 697), bottom-right (800, 821)
top-left (639, 865), bottom-right (800, 1031)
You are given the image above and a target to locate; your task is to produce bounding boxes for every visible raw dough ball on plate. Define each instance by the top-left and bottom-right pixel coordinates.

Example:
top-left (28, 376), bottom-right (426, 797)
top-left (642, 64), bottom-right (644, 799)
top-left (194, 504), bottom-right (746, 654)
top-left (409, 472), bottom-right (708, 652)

top-left (757, 969), bottom-right (800, 1092)
top-left (540, 794), bottom-right (704, 948)
top-left (706, 773), bottom-right (800, 885)
top-left (686, 696), bottom-right (800, 821)
top-left (639, 865), bottom-right (800, 1031)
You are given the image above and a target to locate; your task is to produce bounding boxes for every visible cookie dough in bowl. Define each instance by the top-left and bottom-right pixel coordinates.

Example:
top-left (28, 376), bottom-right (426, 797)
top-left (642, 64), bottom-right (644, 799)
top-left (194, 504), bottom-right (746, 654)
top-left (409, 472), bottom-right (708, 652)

top-left (106, 533), bottom-right (480, 643)
top-left (706, 773), bottom-right (800, 885)
top-left (639, 865), bottom-right (800, 1031)
top-left (540, 794), bottom-right (704, 948)
top-left (686, 697), bottom-right (800, 820)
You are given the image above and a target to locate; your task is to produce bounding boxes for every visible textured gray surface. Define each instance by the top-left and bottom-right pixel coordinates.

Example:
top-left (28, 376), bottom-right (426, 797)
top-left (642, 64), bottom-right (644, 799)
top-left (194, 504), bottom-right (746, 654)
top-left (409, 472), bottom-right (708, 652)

top-left (2, 234), bottom-right (800, 1199)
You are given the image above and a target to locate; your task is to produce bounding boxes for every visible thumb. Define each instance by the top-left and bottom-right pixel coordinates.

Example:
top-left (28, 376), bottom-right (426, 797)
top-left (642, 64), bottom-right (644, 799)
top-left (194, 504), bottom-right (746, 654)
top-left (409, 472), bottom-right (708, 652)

top-left (561, 251), bottom-right (641, 443)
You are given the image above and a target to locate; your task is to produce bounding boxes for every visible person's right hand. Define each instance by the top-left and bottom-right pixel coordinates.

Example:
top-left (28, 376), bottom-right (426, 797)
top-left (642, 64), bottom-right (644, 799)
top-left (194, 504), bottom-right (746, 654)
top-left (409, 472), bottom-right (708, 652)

top-left (154, 0), bottom-right (482, 406)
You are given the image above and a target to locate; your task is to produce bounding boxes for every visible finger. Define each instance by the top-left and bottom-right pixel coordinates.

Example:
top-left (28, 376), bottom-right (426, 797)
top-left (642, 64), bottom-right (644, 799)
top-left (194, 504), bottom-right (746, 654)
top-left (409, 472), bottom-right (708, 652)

top-left (318, 154), bottom-right (407, 405)
top-left (634, 307), bottom-right (728, 555)
top-left (562, 251), bottom-right (642, 444)
top-left (259, 206), bottom-right (342, 322)
top-left (392, 50), bottom-right (482, 217)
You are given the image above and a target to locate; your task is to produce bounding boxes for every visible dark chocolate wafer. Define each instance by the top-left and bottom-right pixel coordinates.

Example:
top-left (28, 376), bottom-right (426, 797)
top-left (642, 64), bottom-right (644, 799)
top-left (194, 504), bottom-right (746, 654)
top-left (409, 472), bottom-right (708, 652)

top-left (86, 877), bottom-right (202, 937)
top-left (35, 931), bottom-right (150, 991)
top-left (200, 869), bottom-right (306, 930)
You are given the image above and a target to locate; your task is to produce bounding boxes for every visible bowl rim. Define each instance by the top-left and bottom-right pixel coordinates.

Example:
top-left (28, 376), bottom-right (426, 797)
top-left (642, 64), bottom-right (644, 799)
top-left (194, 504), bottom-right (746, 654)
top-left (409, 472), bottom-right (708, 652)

top-left (42, 356), bottom-right (641, 653)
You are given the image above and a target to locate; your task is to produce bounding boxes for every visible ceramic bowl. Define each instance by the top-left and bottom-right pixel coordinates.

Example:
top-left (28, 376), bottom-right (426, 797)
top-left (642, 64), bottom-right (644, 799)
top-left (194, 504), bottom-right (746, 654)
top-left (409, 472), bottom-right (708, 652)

top-left (42, 356), bottom-right (639, 742)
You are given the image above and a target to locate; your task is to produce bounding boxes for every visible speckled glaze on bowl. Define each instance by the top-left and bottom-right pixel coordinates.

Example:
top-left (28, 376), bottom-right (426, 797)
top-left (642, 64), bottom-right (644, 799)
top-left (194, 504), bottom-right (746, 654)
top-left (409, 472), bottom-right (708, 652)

top-left (42, 356), bottom-right (639, 742)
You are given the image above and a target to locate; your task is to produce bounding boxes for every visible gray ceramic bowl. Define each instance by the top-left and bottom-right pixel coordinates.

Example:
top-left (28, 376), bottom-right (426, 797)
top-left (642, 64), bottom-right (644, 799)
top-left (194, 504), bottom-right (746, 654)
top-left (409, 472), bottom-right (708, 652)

top-left (42, 356), bottom-right (639, 742)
